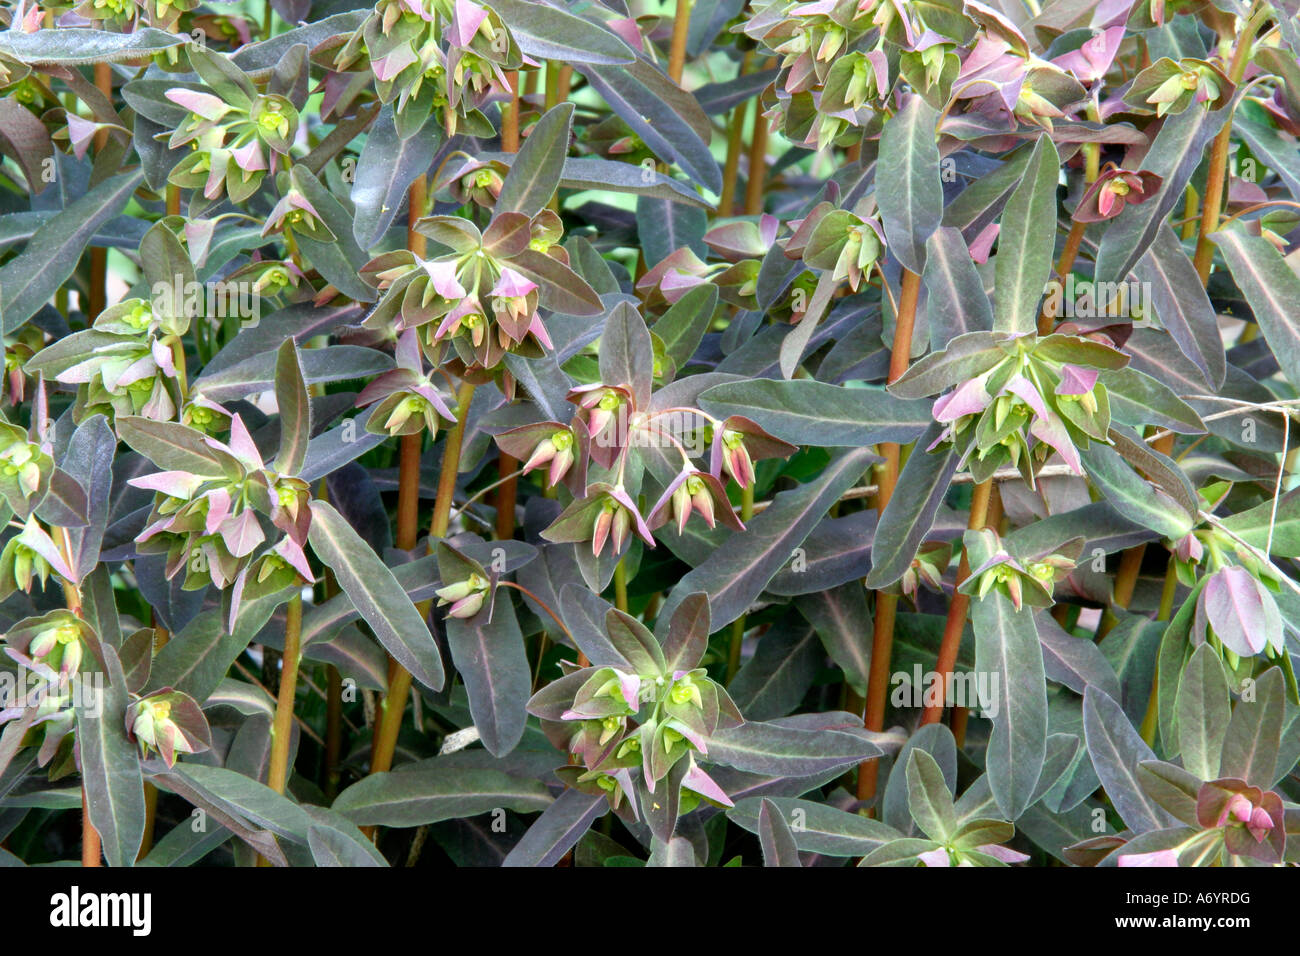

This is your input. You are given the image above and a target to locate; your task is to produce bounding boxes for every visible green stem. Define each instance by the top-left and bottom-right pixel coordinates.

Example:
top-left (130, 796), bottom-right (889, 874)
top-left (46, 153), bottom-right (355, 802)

top-left (725, 483), bottom-right (756, 682)
top-left (266, 591), bottom-right (303, 795)
top-left (614, 558), bottom-right (628, 613)
top-left (1138, 560), bottom-right (1180, 746)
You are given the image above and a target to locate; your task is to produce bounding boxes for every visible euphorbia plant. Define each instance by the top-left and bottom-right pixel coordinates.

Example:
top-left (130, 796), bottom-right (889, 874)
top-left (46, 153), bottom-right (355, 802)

top-left (0, 0), bottom-right (1296, 872)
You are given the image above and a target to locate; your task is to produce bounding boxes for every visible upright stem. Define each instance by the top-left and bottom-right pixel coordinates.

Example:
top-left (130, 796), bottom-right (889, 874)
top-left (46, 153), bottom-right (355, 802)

top-left (138, 785), bottom-right (158, 861)
top-left (857, 267), bottom-right (922, 802)
top-left (82, 786), bottom-right (101, 867)
top-left (407, 178), bottom-right (427, 258)
top-left (501, 70), bottom-right (520, 153)
top-left (395, 433), bottom-right (423, 551)
top-left (614, 558), bottom-right (629, 612)
top-left (266, 592), bottom-right (303, 794)
top-left (1138, 560), bottom-right (1180, 745)
top-left (494, 69), bottom-right (523, 542)
top-left (88, 62), bottom-right (112, 322)
top-left (1192, 6), bottom-right (1268, 282)
top-left (1102, 431), bottom-right (1176, 636)
top-left (920, 479), bottom-right (994, 726)
top-left (55, 532), bottom-right (100, 867)
top-left (323, 664), bottom-right (343, 799)
top-left (1040, 106), bottom-right (1100, 335)
top-left (725, 483), bottom-right (756, 682)
top-left (743, 76), bottom-right (770, 216)
top-left (667, 0), bottom-right (693, 83)
top-left (887, 268), bottom-right (921, 383)
top-left (321, 562), bottom-right (343, 799)
top-left (719, 51), bottom-right (755, 217)
top-left (369, 381), bottom-right (477, 778)
top-left (495, 453), bottom-right (519, 540)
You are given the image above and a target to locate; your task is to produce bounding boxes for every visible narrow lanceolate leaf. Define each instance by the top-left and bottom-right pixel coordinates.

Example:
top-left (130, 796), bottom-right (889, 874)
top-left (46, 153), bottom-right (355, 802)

top-left (648, 836), bottom-right (698, 867)
top-left (333, 766), bottom-right (551, 826)
top-left (728, 619), bottom-right (822, 720)
top-left (77, 645), bottom-right (146, 868)
top-left (307, 826), bottom-right (386, 867)
top-left (864, 433), bottom-right (958, 589)
top-left (1219, 667), bottom-right (1285, 787)
top-left (658, 446), bottom-right (876, 629)
top-left (777, 268), bottom-right (835, 379)
top-left (0, 98), bottom-right (53, 196)
top-left (497, 103), bottom-right (574, 219)
top-left (289, 165), bottom-right (375, 302)
top-left (0, 27), bottom-right (185, 64)
top-left (1212, 225), bottom-right (1300, 392)
top-left (307, 501), bottom-right (444, 691)
top-left (350, 105), bottom-right (440, 249)
top-left (1220, 490), bottom-right (1300, 558)
top-left (169, 764), bottom-right (315, 841)
top-left (116, 416), bottom-right (226, 475)
top-left (273, 339), bottom-right (311, 476)
top-left (1079, 440), bottom-right (1195, 539)
top-left (62, 414), bottom-right (115, 580)
top-left (1083, 686), bottom-right (1180, 834)
top-left (506, 248), bottom-right (604, 316)
top-left (0, 170), bottom-right (142, 332)
top-left (1133, 226), bottom-right (1225, 389)
top-left (993, 134), bottom-right (1060, 334)
top-left (445, 598), bottom-right (530, 758)
top-left (877, 93), bottom-right (943, 275)
top-left (707, 720), bottom-right (883, 776)
top-left (1095, 105), bottom-right (1224, 284)
top-left (757, 799), bottom-right (802, 867)
top-left (653, 284), bottom-right (718, 372)
top-left (502, 788), bottom-right (605, 867)
top-left (1176, 643), bottom-right (1231, 782)
top-left (727, 797), bottom-right (900, 856)
top-left (698, 380), bottom-right (931, 447)
top-left (796, 584), bottom-right (872, 696)
top-left (972, 591), bottom-right (1047, 820)
top-left (1035, 610), bottom-right (1123, 701)
top-left (599, 300), bottom-right (654, 409)
top-left (906, 749), bottom-right (959, 843)
top-left (196, 345), bottom-right (393, 402)
top-left (559, 157), bottom-right (711, 208)
top-left (579, 58), bottom-right (722, 194)
top-left (484, 0), bottom-right (635, 64)
top-left (924, 226), bottom-right (994, 346)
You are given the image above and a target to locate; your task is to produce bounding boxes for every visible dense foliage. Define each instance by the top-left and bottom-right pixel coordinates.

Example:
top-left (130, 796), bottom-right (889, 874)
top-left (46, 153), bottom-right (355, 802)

top-left (0, 0), bottom-right (1298, 869)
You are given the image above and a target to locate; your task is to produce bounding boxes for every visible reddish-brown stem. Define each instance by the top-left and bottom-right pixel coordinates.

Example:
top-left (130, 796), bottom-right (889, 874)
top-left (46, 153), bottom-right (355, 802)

top-left (887, 268), bottom-right (921, 383)
top-left (743, 82), bottom-right (770, 216)
top-left (82, 786), bottom-right (101, 867)
top-left (857, 267), bottom-right (922, 803)
top-left (1039, 220), bottom-right (1086, 335)
top-left (266, 592), bottom-right (303, 795)
top-left (498, 580), bottom-right (571, 639)
top-left (1100, 431), bottom-right (1176, 637)
top-left (1192, 7), bottom-right (1268, 282)
top-left (950, 705), bottom-right (970, 747)
top-left (395, 433), bottom-right (422, 552)
top-left (667, 0), bottom-right (692, 84)
top-left (495, 453), bottom-right (519, 540)
top-left (501, 70), bottom-right (520, 153)
top-left (719, 52), bottom-right (755, 217)
top-left (87, 62), bottom-right (113, 322)
top-left (407, 178), bottom-right (427, 258)
top-left (920, 479), bottom-right (994, 726)
top-left (324, 664), bottom-right (343, 800)
top-left (368, 381), bottom-right (477, 781)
